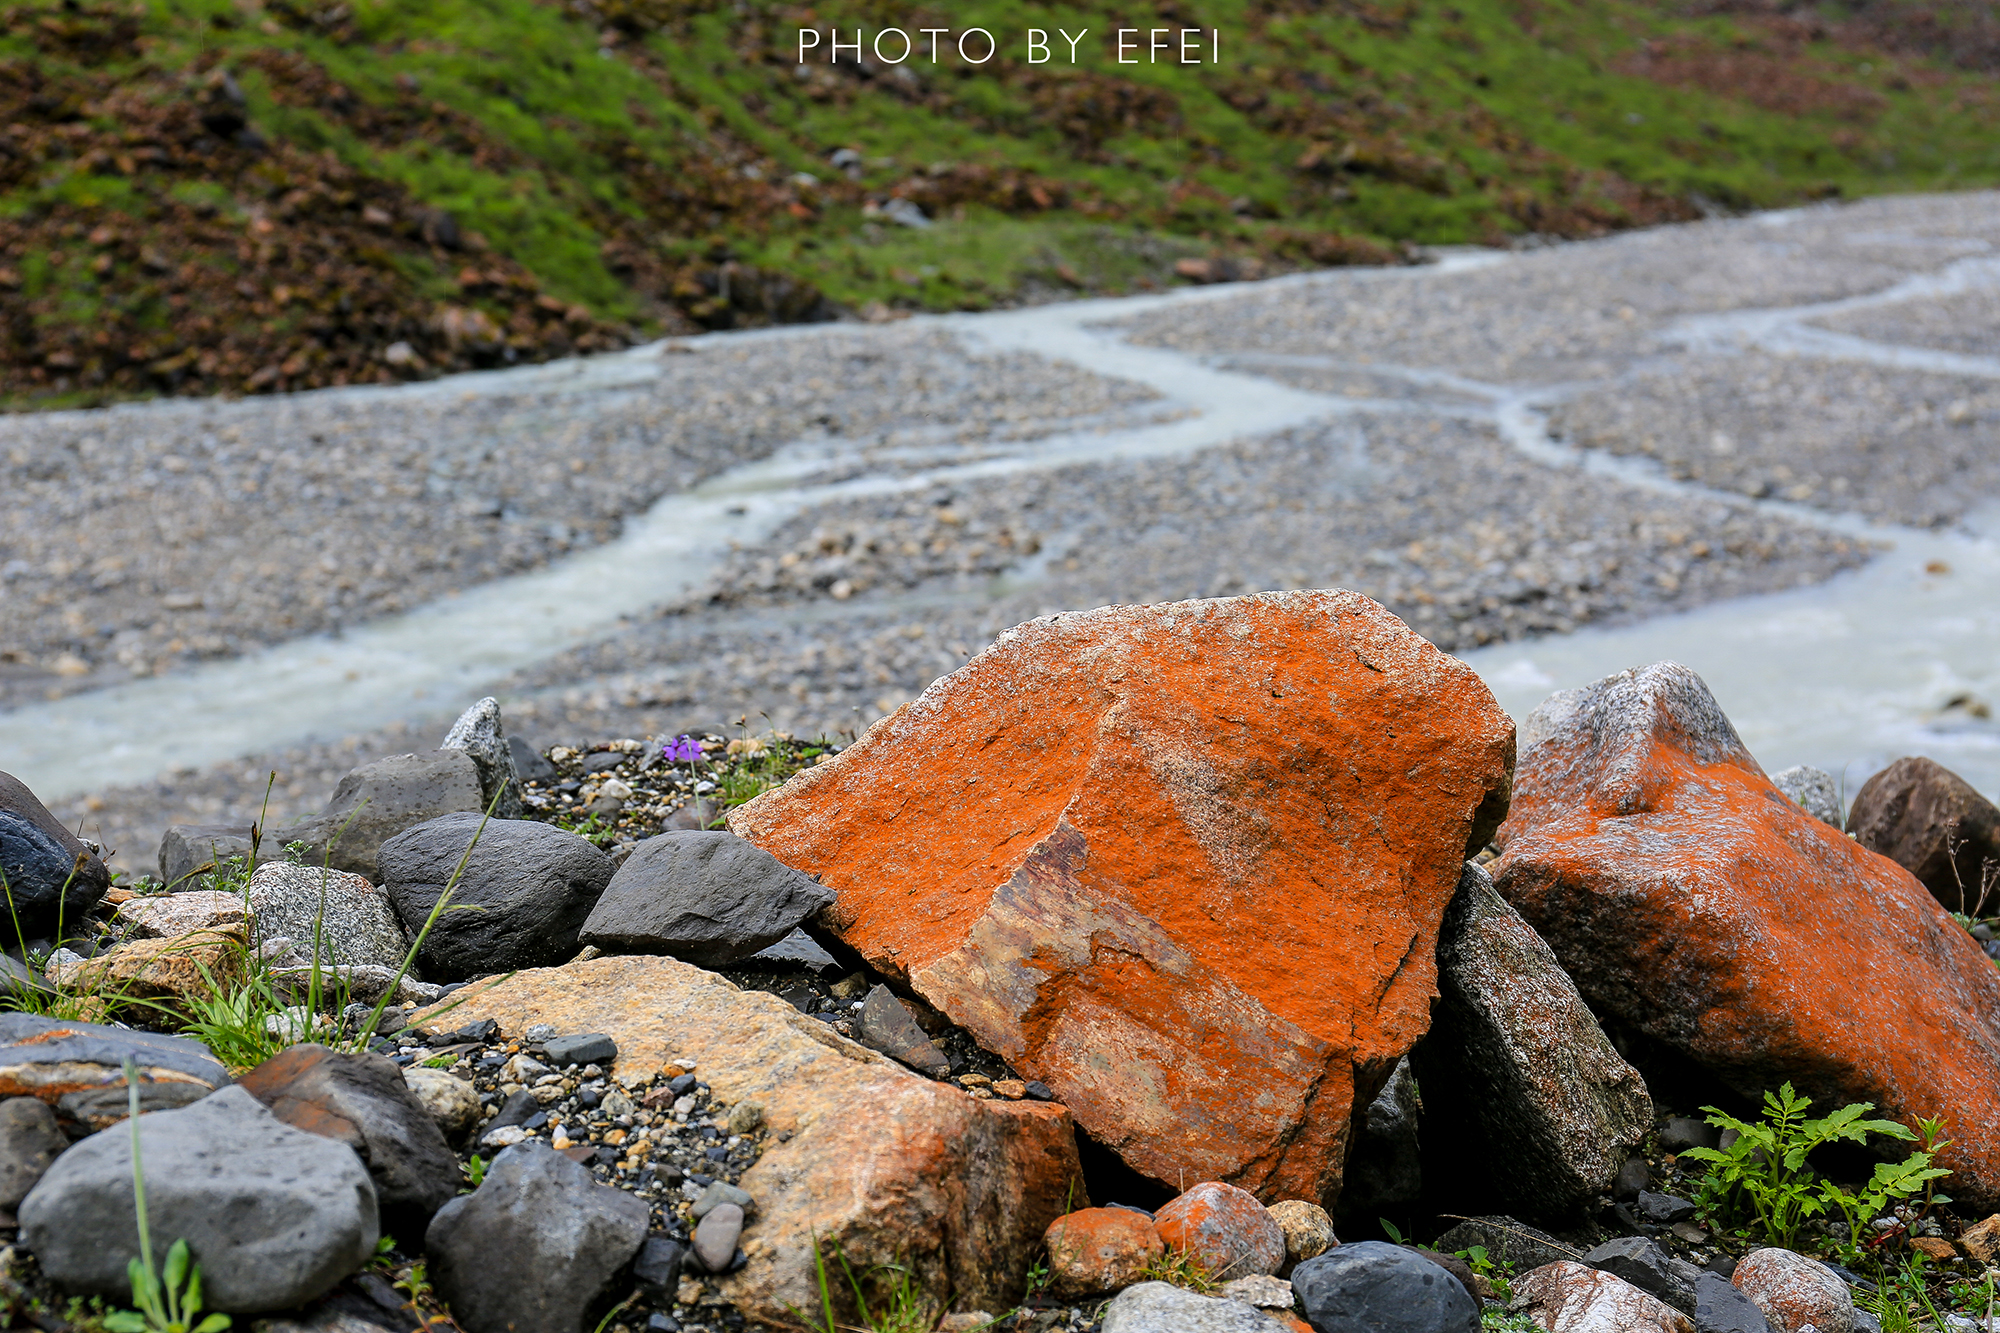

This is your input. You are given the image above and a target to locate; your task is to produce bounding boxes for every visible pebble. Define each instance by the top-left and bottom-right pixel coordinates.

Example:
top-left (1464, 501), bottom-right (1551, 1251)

top-left (692, 1202), bottom-right (744, 1272)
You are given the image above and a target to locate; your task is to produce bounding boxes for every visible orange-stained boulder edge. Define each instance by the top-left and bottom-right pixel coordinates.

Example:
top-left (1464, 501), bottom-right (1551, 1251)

top-left (732, 591), bottom-right (1515, 1207)
top-left (1494, 662), bottom-right (2000, 1211)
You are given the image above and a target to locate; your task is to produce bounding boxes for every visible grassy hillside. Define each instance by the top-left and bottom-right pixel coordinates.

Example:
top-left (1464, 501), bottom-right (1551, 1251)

top-left (2, 0), bottom-right (1996, 406)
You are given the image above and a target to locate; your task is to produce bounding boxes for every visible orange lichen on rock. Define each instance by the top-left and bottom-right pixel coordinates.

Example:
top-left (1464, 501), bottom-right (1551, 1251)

top-left (730, 591), bottom-right (1515, 1206)
top-left (1493, 662), bottom-right (2000, 1209)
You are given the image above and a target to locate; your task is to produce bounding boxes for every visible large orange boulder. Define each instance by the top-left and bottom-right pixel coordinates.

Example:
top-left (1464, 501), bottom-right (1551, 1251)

top-left (1492, 663), bottom-right (2000, 1208)
top-left (730, 591), bottom-right (1515, 1206)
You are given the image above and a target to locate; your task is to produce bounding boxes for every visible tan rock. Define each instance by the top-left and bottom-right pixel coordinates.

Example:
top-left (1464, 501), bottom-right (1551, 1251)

top-left (63, 926), bottom-right (245, 1007)
top-left (732, 592), bottom-right (1514, 1205)
top-left (1961, 1213), bottom-right (2000, 1265)
top-left (1043, 1207), bottom-right (1164, 1298)
top-left (111, 891), bottom-right (246, 939)
top-left (402, 1067), bottom-right (483, 1140)
top-left (1513, 1260), bottom-right (1694, 1332)
top-left (1265, 1200), bottom-right (1337, 1271)
top-left (414, 955), bottom-right (1081, 1327)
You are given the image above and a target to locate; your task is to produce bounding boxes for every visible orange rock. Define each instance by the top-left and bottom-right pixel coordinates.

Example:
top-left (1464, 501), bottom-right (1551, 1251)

top-left (1494, 663), bottom-right (2000, 1209)
top-left (732, 592), bottom-right (1514, 1207)
top-left (1042, 1207), bottom-right (1164, 1297)
top-left (1154, 1181), bottom-right (1286, 1279)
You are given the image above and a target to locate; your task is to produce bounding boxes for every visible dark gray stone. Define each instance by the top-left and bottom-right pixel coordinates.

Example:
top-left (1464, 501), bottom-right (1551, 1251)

top-left (691, 1180), bottom-right (752, 1220)
top-left (748, 927), bottom-right (840, 973)
top-left (1639, 1190), bottom-right (1698, 1224)
top-left (442, 697), bottom-right (523, 821)
top-left (237, 1044), bottom-right (462, 1237)
top-left (1333, 1056), bottom-right (1422, 1229)
top-left (426, 1140), bottom-right (648, 1333)
top-left (1429, 1216), bottom-right (1579, 1274)
top-left (286, 751), bottom-right (486, 882)
top-left (582, 751), bottom-right (626, 775)
top-left (380, 813), bottom-right (614, 981)
top-left (855, 984), bottom-right (949, 1077)
top-left (0, 770), bottom-right (110, 936)
top-left (545, 1033), bottom-right (617, 1068)
top-left (509, 735), bottom-right (557, 784)
top-left (1614, 1155), bottom-right (1651, 1200)
top-left (1102, 1281), bottom-right (1291, 1331)
top-left (157, 823), bottom-right (258, 888)
top-left (692, 1202), bottom-right (743, 1272)
top-left (1660, 1115), bottom-right (1721, 1153)
top-left (633, 1236), bottom-right (687, 1301)
top-left (1582, 1235), bottom-right (1696, 1314)
top-left (1695, 1270), bottom-right (1771, 1333)
top-left (55, 1081), bottom-right (211, 1135)
top-left (1411, 862), bottom-right (1651, 1224)
top-left (0, 1012), bottom-right (228, 1110)
top-left (0, 1096), bottom-right (65, 1209)
top-left (19, 1085), bottom-right (378, 1313)
top-left (1291, 1241), bottom-right (1481, 1333)
top-left (579, 831), bottom-right (834, 968)
top-left (0, 954), bottom-right (51, 1004)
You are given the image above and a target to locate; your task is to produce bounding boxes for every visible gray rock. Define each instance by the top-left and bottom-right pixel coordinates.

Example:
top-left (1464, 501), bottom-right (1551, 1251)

top-left (0, 1096), bottom-right (65, 1209)
top-left (285, 751), bottom-right (486, 882)
top-left (633, 1235), bottom-right (686, 1301)
top-left (157, 823), bottom-right (258, 888)
top-left (426, 1140), bottom-right (648, 1333)
top-left (1583, 1235), bottom-right (1696, 1314)
top-left (0, 770), bottom-right (110, 935)
top-left (1103, 1281), bottom-right (1292, 1331)
top-left (19, 1085), bottom-right (378, 1313)
top-left (544, 1033), bottom-right (617, 1067)
top-left (855, 984), bottom-right (950, 1077)
top-left (748, 926), bottom-right (841, 973)
top-left (1291, 1242), bottom-right (1481, 1333)
top-left (1659, 1115), bottom-right (1721, 1153)
top-left (379, 813), bottom-right (614, 981)
top-left (1430, 1215), bottom-right (1579, 1273)
top-left (0, 1012), bottom-right (227, 1114)
top-left (692, 1201), bottom-right (743, 1271)
top-left (1639, 1191), bottom-right (1699, 1224)
top-left (1520, 662), bottom-right (1753, 770)
top-left (1615, 1155), bottom-right (1651, 1200)
top-left (578, 831), bottom-right (835, 968)
top-left (0, 954), bottom-right (52, 1004)
top-left (442, 697), bottom-right (523, 821)
top-left (55, 1081), bottom-right (212, 1135)
top-left (691, 1180), bottom-right (753, 1219)
top-left (1410, 862), bottom-right (1652, 1223)
top-left (1513, 1261), bottom-right (1694, 1332)
top-left (1770, 765), bottom-right (1843, 829)
top-left (509, 735), bottom-right (557, 784)
top-left (402, 1067), bottom-right (483, 1141)
top-left (1852, 1310), bottom-right (1882, 1333)
top-left (1696, 1270), bottom-right (1772, 1333)
top-left (237, 1044), bottom-right (462, 1236)
top-left (1332, 1055), bottom-right (1422, 1229)
top-left (268, 962), bottom-right (441, 1010)
top-left (247, 862), bottom-right (411, 972)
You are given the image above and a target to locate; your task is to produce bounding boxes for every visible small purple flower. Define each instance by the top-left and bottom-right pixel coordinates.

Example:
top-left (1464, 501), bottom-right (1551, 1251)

top-left (663, 735), bottom-right (704, 763)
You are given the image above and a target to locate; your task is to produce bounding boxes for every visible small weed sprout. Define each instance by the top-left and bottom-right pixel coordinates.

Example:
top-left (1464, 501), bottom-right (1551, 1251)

top-left (103, 1060), bottom-right (230, 1333)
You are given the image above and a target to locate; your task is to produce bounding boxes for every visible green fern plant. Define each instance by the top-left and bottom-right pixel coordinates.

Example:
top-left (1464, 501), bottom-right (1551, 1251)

top-left (1682, 1082), bottom-right (1950, 1250)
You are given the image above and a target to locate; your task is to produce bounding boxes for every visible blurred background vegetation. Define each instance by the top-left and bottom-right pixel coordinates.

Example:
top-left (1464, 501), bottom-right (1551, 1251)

top-left (2, 0), bottom-right (1995, 405)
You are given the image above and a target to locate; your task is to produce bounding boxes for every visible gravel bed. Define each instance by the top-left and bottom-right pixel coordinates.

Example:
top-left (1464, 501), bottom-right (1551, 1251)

top-left (1809, 285), bottom-right (2000, 357)
top-left (0, 327), bottom-right (1160, 709)
top-left (49, 409), bottom-right (1870, 875)
top-left (1111, 193), bottom-right (2000, 384)
top-left (1547, 355), bottom-right (2000, 527)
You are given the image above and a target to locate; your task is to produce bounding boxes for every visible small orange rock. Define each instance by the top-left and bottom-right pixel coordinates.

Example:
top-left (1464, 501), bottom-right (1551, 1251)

top-left (992, 1079), bottom-right (1027, 1100)
top-left (1043, 1208), bottom-right (1164, 1298)
top-left (1154, 1181), bottom-right (1286, 1280)
top-left (1909, 1236), bottom-right (1957, 1262)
